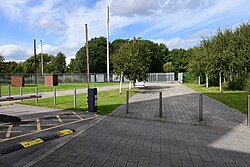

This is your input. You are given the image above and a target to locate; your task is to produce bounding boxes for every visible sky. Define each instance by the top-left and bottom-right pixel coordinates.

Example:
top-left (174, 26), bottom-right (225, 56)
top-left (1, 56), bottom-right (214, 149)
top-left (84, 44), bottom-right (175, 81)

top-left (0, 0), bottom-right (250, 64)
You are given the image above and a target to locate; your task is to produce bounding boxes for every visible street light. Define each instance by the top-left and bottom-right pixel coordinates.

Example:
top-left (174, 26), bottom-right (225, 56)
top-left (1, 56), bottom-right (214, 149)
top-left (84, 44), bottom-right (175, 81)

top-left (40, 40), bottom-right (44, 83)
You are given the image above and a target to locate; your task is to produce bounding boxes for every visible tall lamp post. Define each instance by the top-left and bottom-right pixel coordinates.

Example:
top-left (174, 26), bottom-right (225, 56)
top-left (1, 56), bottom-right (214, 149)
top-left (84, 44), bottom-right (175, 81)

top-left (40, 40), bottom-right (44, 83)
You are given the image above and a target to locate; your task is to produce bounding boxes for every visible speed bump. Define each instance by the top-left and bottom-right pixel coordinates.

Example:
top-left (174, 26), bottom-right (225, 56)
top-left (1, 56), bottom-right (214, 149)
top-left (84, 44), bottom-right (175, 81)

top-left (0, 128), bottom-right (75, 155)
top-left (20, 138), bottom-right (44, 148)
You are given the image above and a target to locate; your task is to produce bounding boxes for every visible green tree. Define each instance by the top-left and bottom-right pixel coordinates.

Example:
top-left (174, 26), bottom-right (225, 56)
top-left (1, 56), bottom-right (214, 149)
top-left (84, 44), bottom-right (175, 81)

top-left (0, 54), bottom-right (4, 73)
top-left (166, 48), bottom-right (188, 73)
top-left (163, 62), bottom-right (174, 72)
top-left (47, 52), bottom-right (66, 73)
top-left (69, 37), bottom-right (107, 73)
top-left (112, 39), bottom-right (151, 82)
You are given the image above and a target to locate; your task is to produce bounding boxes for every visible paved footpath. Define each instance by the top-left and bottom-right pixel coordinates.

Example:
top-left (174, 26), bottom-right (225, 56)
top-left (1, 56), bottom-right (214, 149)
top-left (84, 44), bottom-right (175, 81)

top-left (2, 83), bottom-right (250, 167)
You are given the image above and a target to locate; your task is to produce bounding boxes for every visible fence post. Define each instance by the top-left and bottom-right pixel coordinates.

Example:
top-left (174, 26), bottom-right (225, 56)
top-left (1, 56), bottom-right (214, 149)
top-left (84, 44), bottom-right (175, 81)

top-left (74, 89), bottom-right (76, 108)
top-left (126, 90), bottom-right (129, 113)
top-left (199, 93), bottom-right (203, 121)
top-left (159, 92), bottom-right (162, 117)
top-left (248, 95), bottom-right (250, 126)
top-left (35, 87), bottom-right (38, 104)
top-left (8, 85), bottom-right (11, 97)
top-left (54, 88), bottom-right (56, 105)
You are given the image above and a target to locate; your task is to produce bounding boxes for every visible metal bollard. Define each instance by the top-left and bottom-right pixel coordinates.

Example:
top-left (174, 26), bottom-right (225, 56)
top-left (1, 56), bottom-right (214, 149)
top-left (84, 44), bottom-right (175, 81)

top-left (54, 88), bottom-right (56, 106)
top-left (248, 95), bottom-right (250, 126)
top-left (126, 90), bottom-right (129, 113)
top-left (0, 85), bottom-right (1, 97)
top-left (159, 92), bottom-right (162, 117)
top-left (74, 89), bottom-right (76, 108)
top-left (20, 86), bottom-right (23, 102)
top-left (8, 85), bottom-right (11, 97)
top-left (199, 93), bottom-right (203, 121)
top-left (35, 87), bottom-right (38, 104)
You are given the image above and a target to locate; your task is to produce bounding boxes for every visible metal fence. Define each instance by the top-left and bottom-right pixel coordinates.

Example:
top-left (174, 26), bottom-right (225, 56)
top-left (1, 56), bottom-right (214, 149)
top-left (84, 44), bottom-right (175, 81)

top-left (147, 73), bottom-right (175, 83)
top-left (0, 73), bottom-right (176, 84)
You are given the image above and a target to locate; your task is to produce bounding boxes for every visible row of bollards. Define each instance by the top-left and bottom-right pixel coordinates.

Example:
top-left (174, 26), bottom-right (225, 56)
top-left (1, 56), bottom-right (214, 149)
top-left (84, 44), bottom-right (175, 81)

top-left (0, 85), bottom-right (78, 108)
top-left (125, 92), bottom-right (250, 126)
top-left (125, 91), bottom-right (204, 121)
top-left (53, 88), bottom-right (77, 108)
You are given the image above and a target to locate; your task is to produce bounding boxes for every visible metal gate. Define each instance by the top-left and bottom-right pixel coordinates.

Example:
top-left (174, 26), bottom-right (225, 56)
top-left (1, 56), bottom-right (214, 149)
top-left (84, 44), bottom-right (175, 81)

top-left (147, 73), bottom-right (175, 83)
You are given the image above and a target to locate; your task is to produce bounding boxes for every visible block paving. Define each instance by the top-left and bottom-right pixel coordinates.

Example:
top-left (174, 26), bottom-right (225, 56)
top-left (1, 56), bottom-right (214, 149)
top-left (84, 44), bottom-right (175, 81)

top-left (31, 83), bottom-right (250, 167)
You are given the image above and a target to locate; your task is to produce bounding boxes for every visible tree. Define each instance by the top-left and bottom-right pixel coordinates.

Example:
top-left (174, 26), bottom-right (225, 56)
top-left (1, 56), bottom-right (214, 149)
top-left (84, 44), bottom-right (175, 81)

top-left (163, 62), bottom-right (174, 72)
top-left (165, 48), bottom-right (188, 73)
top-left (47, 52), bottom-right (66, 73)
top-left (111, 39), bottom-right (151, 82)
top-left (23, 54), bottom-right (53, 73)
top-left (68, 37), bottom-right (107, 73)
top-left (0, 54), bottom-right (4, 73)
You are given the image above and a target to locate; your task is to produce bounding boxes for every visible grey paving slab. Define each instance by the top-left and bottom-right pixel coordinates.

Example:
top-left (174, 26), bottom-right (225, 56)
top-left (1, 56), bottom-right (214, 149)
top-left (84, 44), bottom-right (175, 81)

top-left (112, 83), bottom-right (248, 129)
top-left (1, 82), bottom-right (250, 167)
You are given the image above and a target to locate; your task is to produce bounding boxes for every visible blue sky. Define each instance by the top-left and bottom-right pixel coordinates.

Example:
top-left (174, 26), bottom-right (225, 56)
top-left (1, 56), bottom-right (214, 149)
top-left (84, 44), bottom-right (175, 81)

top-left (0, 0), bottom-right (250, 64)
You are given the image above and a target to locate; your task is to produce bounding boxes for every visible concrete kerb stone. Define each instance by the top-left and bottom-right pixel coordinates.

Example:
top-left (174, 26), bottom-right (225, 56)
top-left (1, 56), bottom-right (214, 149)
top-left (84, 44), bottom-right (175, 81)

top-left (0, 129), bottom-right (75, 155)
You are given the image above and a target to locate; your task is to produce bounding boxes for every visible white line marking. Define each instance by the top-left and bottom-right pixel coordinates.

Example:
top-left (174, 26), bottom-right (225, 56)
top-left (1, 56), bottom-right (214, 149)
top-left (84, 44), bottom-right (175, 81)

top-left (36, 118), bottom-right (41, 131)
top-left (71, 111), bottom-right (84, 120)
top-left (5, 125), bottom-right (13, 138)
top-left (56, 115), bottom-right (63, 123)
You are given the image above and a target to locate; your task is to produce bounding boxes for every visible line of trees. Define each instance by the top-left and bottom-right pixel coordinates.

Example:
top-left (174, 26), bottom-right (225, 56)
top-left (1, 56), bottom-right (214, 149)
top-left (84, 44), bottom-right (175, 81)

top-left (0, 37), bottom-right (188, 77)
top-left (188, 23), bottom-right (250, 90)
top-left (0, 52), bottom-right (67, 74)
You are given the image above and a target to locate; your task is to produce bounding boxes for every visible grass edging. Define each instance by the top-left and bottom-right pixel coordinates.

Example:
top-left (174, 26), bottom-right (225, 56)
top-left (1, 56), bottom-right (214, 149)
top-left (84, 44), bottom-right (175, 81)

top-left (184, 84), bottom-right (248, 114)
top-left (19, 88), bottom-right (139, 115)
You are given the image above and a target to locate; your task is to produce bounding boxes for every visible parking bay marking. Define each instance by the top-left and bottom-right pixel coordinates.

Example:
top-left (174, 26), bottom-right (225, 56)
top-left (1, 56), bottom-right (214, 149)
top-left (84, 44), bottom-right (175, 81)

top-left (0, 111), bottom-right (89, 140)
top-left (0, 115), bottom-right (97, 143)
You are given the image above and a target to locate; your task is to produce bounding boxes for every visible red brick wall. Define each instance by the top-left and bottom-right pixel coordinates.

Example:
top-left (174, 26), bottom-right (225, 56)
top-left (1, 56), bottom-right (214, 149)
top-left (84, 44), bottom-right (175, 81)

top-left (11, 76), bottom-right (24, 87)
top-left (44, 75), bottom-right (58, 86)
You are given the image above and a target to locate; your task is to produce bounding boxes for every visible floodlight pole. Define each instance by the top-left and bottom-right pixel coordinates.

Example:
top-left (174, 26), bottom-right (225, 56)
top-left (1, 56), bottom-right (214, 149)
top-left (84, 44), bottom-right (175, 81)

top-left (85, 24), bottom-right (90, 89)
top-left (106, 6), bottom-right (110, 82)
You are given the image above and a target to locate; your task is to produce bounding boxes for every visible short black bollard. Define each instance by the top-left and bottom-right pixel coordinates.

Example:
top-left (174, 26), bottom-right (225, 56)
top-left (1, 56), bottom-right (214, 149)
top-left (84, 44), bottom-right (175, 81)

top-left (8, 85), bottom-right (11, 97)
top-left (126, 90), bottom-right (129, 113)
top-left (199, 93), bottom-right (203, 121)
top-left (159, 92), bottom-right (162, 117)
top-left (0, 85), bottom-right (1, 97)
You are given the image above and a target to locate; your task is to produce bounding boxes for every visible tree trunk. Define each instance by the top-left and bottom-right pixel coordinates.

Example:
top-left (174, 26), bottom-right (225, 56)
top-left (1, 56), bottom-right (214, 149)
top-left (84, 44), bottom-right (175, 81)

top-left (119, 73), bottom-right (123, 94)
top-left (206, 74), bottom-right (208, 88)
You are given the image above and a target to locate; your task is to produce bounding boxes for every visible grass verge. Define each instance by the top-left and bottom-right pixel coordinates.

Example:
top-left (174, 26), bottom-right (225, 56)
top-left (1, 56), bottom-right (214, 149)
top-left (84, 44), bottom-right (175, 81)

top-left (184, 84), bottom-right (249, 113)
top-left (0, 82), bottom-right (123, 96)
top-left (19, 88), bottom-right (139, 115)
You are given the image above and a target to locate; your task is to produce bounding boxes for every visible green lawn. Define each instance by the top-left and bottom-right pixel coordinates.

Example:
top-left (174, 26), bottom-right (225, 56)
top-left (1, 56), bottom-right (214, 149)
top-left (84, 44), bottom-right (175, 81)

top-left (184, 84), bottom-right (249, 113)
top-left (0, 82), bottom-right (122, 97)
top-left (19, 88), bottom-right (139, 115)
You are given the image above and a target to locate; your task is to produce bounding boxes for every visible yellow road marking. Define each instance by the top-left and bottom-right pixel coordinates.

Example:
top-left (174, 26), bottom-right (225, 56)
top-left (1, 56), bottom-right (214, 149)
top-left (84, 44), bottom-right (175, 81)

top-left (0, 130), bottom-right (21, 133)
top-left (0, 115), bottom-right (97, 143)
top-left (58, 129), bottom-right (74, 137)
top-left (71, 111), bottom-right (84, 120)
top-left (20, 138), bottom-right (44, 148)
top-left (56, 115), bottom-right (63, 123)
top-left (5, 125), bottom-right (13, 138)
top-left (36, 118), bottom-right (41, 131)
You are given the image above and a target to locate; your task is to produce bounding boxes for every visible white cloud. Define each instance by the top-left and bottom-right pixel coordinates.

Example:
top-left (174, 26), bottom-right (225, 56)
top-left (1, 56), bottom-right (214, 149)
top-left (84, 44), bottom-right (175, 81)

top-left (0, 44), bottom-right (31, 61)
top-left (153, 37), bottom-right (198, 49)
top-left (0, 0), bottom-right (250, 64)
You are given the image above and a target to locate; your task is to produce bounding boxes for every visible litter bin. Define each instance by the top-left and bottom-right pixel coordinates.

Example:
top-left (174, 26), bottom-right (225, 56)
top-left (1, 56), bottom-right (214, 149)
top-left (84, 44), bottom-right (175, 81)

top-left (87, 88), bottom-right (97, 112)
